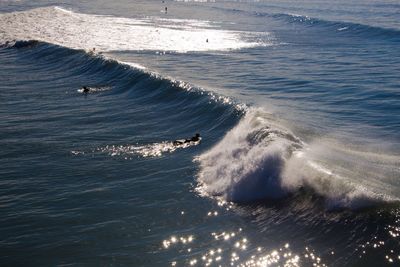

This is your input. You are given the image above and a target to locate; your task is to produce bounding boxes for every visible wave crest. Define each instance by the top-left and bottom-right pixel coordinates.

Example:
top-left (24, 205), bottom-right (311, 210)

top-left (197, 108), bottom-right (302, 202)
top-left (197, 108), bottom-right (399, 210)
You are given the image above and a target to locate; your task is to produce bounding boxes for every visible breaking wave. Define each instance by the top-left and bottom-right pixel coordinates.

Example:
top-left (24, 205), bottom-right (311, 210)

top-left (197, 108), bottom-right (400, 210)
top-left (3, 38), bottom-right (398, 211)
top-left (1, 7), bottom-right (399, 212)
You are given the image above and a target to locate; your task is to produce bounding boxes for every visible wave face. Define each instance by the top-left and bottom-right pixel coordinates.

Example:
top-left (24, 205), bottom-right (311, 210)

top-left (0, 37), bottom-right (245, 147)
top-left (197, 108), bottom-right (400, 210)
top-left (9, 38), bottom-right (398, 211)
top-left (0, 6), bottom-right (268, 52)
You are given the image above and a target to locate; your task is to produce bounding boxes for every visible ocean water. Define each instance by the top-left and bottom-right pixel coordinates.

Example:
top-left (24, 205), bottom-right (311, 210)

top-left (0, 0), bottom-right (399, 266)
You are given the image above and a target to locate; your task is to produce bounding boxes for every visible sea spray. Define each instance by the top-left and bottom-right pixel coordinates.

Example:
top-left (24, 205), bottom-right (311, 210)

top-left (196, 108), bottom-right (303, 202)
top-left (197, 108), bottom-right (399, 209)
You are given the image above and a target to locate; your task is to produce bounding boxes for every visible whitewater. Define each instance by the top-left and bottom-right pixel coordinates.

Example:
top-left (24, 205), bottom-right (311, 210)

top-left (1, 1), bottom-right (400, 266)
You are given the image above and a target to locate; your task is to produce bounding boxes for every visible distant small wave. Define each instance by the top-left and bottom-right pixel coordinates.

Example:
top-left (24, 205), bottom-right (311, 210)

top-left (271, 13), bottom-right (400, 41)
top-left (206, 5), bottom-right (400, 42)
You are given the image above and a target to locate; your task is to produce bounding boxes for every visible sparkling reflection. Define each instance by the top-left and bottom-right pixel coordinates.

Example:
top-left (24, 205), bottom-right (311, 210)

top-left (161, 221), bottom-right (327, 266)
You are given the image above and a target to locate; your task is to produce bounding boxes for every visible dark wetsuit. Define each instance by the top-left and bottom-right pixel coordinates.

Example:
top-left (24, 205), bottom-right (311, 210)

top-left (186, 136), bottom-right (200, 143)
top-left (173, 134), bottom-right (200, 146)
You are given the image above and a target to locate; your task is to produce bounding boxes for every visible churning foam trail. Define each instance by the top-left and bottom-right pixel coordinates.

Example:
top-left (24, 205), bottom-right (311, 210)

top-left (97, 140), bottom-right (200, 158)
top-left (197, 108), bottom-right (399, 209)
top-left (0, 6), bottom-right (268, 52)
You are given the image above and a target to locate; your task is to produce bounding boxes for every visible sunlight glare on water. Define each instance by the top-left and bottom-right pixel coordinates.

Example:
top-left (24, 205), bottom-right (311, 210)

top-left (0, 6), bottom-right (269, 52)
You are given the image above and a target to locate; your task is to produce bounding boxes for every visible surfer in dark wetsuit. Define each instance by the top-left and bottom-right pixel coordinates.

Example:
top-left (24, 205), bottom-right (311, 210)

top-left (173, 133), bottom-right (201, 146)
top-left (82, 86), bottom-right (90, 93)
top-left (188, 133), bottom-right (201, 142)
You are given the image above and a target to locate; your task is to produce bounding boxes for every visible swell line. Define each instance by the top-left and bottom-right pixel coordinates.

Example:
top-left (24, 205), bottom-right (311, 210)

top-left (271, 13), bottom-right (400, 41)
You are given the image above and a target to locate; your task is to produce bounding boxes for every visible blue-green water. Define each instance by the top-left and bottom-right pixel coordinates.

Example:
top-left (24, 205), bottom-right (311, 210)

top-left (1, 0), bottom-right (399, 266)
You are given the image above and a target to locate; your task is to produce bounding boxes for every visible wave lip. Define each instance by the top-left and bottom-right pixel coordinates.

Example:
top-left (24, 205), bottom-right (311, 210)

top-left (196, 108), bottom-right (303, 202)
top-left (196, 108), bottom-right (399, 210)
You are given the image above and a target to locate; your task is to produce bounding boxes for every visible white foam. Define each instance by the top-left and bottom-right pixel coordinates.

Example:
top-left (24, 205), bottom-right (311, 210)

top-left (97, 140), bottom-right (200, 158)
top-left (54, 6), bottom-right (73, 14)
top-left (338, 26), bottom-right (349, 31)
top-left (196, 108), bottom-right (303, 202)
top-left (0, 6), bottom-right (269, 53)
top-left (197, 108), bottom-right (399, 209)
top-left (119, 60), bottom-right (147, 70)
top-left (77, 86), bottom-right (112, 94)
